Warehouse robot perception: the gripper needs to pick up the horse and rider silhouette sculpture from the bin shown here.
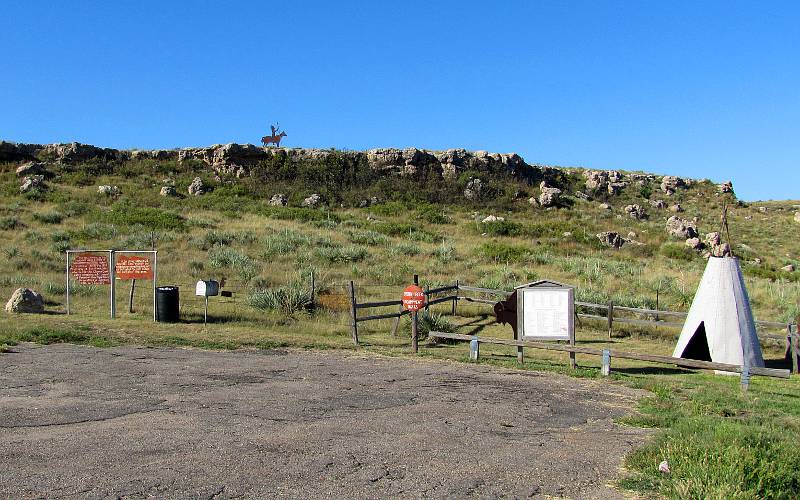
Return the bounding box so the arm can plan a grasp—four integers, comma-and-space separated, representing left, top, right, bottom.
262, 123, 287, 147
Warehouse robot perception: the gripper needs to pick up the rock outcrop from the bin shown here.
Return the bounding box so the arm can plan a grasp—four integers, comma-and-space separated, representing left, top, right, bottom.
5, 288, 44, 313
97, 185, 120, 196
661, 175, 686, 195
20, 175, 44, 193
624, 204, 647, 220
538, 182, 562, 207
597, 231, 625, 249
269, 194, 288, 206
666, 216, 698, 239
302, 193, 322, 207
188, 177, 206, 196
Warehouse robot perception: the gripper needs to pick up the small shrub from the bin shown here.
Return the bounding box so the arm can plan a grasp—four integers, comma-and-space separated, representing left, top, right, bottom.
432, 243, 456, 263
660, 243, 696, 261
315, 245, 369, 263
262, 229, 311, 258
390, 242, 421, 256
3, 246, 19, 259
401, 311, 456, 341
248, 282, 313, 314
208, 248, 260, 283
33, 211, 63, 224
98, 204, 186, 231
0, 216, 22, 230
480, 220, 523, 237
477, 242, 528, 262
346, 229, 389, 246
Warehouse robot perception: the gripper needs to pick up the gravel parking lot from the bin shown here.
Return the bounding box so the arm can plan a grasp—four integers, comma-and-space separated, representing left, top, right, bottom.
0, 343, 648, 499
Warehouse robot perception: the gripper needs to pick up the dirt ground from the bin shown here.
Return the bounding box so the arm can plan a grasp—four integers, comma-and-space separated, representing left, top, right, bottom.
0, 343, 650, 499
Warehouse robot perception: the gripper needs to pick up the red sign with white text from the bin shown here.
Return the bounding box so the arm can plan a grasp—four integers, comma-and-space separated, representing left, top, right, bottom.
71, 253, 110, 285
402, 285, 425, 312
115, 255, 153, 280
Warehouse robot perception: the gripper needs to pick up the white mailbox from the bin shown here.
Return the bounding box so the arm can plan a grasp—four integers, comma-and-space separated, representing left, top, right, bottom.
516, 280, 574, 341
195, 280, 220, 297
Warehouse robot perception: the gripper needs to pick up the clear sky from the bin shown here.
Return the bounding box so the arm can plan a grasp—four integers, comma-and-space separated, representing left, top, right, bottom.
1, 1, 797, 201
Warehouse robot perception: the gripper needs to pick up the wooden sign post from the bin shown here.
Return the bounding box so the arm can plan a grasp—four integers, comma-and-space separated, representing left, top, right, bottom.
402, 275, 425, 353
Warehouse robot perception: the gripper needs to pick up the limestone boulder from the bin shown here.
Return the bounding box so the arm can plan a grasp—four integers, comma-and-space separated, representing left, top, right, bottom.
269, 194, 288, 206
188, 177, 206, 196
20, 175, 45, 193
661, 175, 685, 195
597, 231, 625, 249
98, 185, 120, 196
159, 186, 177, 197
302, 193, 322, 207
16, 161, 49, 177
624, 204, 647, 220
666, 216, 698, 239
464, 177, 484, 201
538, 182, 562, 208
5, 288, 44, 313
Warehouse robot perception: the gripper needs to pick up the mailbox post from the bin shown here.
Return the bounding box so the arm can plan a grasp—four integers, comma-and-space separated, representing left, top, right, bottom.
196, 280, 220, 324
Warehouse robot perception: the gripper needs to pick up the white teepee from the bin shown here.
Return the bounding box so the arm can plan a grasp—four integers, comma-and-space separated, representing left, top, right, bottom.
672, 256, 764, 369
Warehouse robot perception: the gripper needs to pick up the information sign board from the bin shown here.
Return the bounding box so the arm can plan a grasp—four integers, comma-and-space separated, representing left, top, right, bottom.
71, 253, 110, 285
517, 285, 573, 341
115, 255, 154, 280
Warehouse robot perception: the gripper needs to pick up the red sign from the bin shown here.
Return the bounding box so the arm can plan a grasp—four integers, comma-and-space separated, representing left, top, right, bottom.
402, 285, 425, 312
115, 256, 153, 280
71, 253, 110, 285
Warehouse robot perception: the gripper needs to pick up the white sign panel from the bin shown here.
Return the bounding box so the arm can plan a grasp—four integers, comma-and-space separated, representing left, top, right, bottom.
517, 287, 573, 341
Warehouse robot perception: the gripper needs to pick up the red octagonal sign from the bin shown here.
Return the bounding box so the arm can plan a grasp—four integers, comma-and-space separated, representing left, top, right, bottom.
402, 285, 425, 312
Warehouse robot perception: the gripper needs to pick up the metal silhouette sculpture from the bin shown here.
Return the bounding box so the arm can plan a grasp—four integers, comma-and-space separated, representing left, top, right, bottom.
262, 123, 287, 147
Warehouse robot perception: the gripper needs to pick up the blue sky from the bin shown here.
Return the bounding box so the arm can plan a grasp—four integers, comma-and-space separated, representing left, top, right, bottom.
1, 1, 797, 201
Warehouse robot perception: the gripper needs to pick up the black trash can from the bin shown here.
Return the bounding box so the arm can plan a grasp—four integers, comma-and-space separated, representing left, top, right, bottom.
156, 286, 180, 323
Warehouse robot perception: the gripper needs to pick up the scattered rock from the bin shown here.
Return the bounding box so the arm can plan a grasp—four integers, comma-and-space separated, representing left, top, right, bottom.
758, 206, 768, 213
685, 237, 704, 250
627, 231, 637, 239
669, 203, 684, 213
5, 288, 44, 313
705, 232, 731, 257
528, 197, 538, 207
659, 460, 671, 474
562, 231, 572, 238
20, 175, 44, 193
15, 161, 48, 177
464, 177, 484, 201
97, 185, 120, 196
598, 203, 612, 210
795, 212, 800, 224
188, 177, 206, 196
754, 257, 762, 265
666, 216, 698, 239
357, 196, 380, 208
481, 215, 505, 223
159, 186, 177, 197
538, 182, 562, 207
649, 199, 666, 209
584, 170, 626, 195
269, 194, 288, 206
607, 182, 626, 196
781, 264, 795, 272
718, 181, 734, 194
302, 193, 322, 207
661, 175, 685, 195
574, 191, 590, 201
624, 204, 647, 220
597, 231, 625, 249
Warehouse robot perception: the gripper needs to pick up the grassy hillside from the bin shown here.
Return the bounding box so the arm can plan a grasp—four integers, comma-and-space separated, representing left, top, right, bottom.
1, 147, 799, 498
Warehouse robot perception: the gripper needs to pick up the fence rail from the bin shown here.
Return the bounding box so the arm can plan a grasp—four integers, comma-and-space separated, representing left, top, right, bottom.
429, 331, 790, 388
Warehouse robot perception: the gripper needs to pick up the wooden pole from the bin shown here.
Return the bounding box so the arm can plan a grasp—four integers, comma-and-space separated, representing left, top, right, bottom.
569, 333, 577, 370
452, 279, 458, 316
412, 311, 419, 353
424, 285, 430, 312
310, 270, 315, 309
348, 281, 359, 346
607, 300, 614, 339
128, 279, 136, 313
390, 303, 402, 336
791, 322, 799, 375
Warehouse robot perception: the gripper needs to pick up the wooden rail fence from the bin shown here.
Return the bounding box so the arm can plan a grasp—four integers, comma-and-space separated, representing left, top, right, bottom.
345, 280, 799, 373
429, 331, 790, 391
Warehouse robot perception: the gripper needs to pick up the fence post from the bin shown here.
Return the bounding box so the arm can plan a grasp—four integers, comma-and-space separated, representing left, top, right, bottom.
791, 323, 799, 374
452, 279, 458, 316
601, 349, 611, 376
424, 285, 430, 312
741, 363, 750, 392
390, 303, 402, 336
607, 301, 614, 339
65, 251, 71, 315
412, 311, 419, 353
310, 270, 315, 309
348, 281, 359, 346
470, 335, 480, 361
570, 334, 577, 370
